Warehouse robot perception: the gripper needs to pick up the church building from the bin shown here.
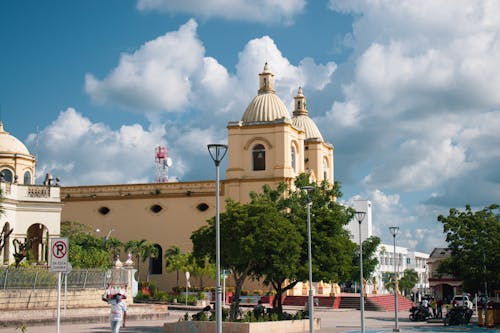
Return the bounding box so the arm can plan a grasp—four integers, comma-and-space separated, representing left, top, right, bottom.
1, 64, 334, 291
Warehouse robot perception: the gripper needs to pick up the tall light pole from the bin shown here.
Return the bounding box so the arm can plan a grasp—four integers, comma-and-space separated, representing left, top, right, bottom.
301, 186, 315, 333
208, 144, 228, 333
355, 211, 366, 333
389, 226, 400, 332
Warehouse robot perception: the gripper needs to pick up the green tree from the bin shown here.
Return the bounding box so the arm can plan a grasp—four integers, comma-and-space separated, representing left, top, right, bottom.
188, 254, 215, 289
124, 239, 159, 281
60, 221, 108, 268
164, 245, 190, 289
437, 204, 500, 293
351, 236, 381, 281
399, 268, 418, 295
261, 176, 357, 312
191, 198, 285, 320
192, 174, 361, 316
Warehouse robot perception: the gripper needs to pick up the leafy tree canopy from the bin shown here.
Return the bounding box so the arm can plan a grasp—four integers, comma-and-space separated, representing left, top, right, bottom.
60, 221, 108, 268
437, 204, 500, 293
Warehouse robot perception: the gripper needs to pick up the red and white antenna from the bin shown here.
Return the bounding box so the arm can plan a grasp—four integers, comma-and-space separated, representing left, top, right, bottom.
155, 145, 172, 183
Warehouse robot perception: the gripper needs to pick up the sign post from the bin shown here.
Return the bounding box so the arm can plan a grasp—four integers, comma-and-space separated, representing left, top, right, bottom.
50, 238, 69, 333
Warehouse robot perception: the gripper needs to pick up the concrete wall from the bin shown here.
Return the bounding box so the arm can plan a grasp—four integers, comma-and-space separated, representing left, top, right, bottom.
0, 288, 105, 310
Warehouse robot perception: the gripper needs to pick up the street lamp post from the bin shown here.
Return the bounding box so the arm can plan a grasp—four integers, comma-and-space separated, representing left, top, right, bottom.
389, 226, 400, 332
355, 211, 366, 333
301, 186, 315, 333
208, 144, 228, 333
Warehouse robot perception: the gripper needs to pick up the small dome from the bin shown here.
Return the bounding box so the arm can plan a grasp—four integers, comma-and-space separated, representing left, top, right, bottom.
291, 87, 323, 141
242, 93, 290, 123
0, 122, 31, 155
292, 115, 324, 141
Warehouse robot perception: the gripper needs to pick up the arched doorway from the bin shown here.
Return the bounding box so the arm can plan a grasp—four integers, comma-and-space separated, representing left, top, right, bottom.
27, 223, 49, 263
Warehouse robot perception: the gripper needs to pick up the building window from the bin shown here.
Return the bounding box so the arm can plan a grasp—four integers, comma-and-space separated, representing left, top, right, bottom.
98, 207, 110, 215
149, 244, 162, 275
323, 158, 328, 181
252, 144, 266, 171
291, 146, 296, 173
1, 169, 13, 183
23, 171, 31, 185
406, 258, 411, 265
150, 204, 163, 213
197, 203, 209, 212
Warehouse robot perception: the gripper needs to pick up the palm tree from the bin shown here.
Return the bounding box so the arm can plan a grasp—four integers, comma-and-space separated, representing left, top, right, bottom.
124, 239, 158, 281
165, 245, 189, 289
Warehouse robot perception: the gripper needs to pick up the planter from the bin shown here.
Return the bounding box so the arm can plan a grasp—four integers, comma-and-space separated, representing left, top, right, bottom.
163, 318, 320, 333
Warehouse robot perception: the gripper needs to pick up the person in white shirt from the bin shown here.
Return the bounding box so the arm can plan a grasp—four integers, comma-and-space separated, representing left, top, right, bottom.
107, 294, 127, 333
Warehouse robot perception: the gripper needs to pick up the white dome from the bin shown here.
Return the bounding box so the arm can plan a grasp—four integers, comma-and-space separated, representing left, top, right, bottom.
0, 122, 31, 155
241, 93, 290, 123
292, 115, 324, 141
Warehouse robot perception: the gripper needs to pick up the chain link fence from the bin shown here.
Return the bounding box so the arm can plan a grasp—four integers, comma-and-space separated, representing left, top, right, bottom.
0, 267, 126, 290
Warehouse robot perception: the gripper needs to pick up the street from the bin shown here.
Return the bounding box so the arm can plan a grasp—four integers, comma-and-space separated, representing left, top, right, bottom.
0, 308, 453, 333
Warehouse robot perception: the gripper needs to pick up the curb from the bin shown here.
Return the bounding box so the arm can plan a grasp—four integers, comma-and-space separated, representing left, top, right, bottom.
0, 311, 170, 328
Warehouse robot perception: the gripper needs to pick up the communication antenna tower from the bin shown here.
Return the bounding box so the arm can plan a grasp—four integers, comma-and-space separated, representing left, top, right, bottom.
155, 145, 172, 183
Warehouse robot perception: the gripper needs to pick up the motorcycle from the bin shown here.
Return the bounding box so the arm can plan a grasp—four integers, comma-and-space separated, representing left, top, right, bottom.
444, 305, 473, 326
409, 305, 431, 321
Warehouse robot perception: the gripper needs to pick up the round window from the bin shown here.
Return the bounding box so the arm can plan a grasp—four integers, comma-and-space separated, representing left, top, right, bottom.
98, 207, 110, 215
197, 203, 209, 212
150, 204, 163, 213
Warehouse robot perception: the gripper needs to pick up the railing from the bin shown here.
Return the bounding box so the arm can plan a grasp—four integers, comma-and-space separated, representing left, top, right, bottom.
0, 267, 126, 290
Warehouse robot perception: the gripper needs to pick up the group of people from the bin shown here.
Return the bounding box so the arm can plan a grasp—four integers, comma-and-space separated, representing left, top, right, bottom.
421, 297, 443, 319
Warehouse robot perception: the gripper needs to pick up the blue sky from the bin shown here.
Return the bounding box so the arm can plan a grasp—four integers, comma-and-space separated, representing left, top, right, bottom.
1, 0, 500, 253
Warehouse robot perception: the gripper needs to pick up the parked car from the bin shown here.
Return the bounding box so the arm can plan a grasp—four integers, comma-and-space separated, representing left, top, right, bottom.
452, 295, 473, 309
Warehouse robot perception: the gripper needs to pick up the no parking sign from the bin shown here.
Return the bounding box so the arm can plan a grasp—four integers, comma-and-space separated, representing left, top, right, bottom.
50, 238, 69, 272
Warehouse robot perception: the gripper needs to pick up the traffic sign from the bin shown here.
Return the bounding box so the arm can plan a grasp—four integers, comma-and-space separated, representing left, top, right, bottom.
50, 238, 69, 272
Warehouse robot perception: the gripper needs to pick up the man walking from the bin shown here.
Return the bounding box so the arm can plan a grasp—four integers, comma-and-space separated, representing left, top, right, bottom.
106, 293, 127, 333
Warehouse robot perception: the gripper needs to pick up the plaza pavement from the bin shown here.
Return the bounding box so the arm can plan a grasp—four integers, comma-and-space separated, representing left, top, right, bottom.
0, 305, 493, 333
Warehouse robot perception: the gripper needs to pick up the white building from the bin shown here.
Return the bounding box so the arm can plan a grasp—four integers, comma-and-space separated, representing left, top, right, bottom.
0, 122, 62, 266
346, 199, 429, 296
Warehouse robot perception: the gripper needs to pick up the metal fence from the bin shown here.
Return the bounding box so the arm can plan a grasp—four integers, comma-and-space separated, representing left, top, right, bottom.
0, 267, 123, 290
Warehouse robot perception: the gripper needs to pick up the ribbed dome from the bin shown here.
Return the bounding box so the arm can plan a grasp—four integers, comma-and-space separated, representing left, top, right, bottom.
241, 63, 290, 123
241, 93, 290, 123
291, 87, 323, 140
0, 122, 31, 155
292, 115, 323, 141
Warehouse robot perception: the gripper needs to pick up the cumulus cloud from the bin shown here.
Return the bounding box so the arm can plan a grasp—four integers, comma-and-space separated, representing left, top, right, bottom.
85, 19, 208, 113
85, 21, 336, 127
325, 1, 500, 203
26, 108, 166, 186
136, 0, 306, 24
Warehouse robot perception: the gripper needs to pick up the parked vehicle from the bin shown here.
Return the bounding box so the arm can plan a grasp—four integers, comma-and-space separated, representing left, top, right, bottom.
409, 305, 431, 321
452, 295, 473, 309
444, 305, 473, 326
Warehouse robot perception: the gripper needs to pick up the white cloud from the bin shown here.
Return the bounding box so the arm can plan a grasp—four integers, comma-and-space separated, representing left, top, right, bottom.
26, 108, 166, 186
325, 1, 500, 201
136, 0, 306, 24
85, 19, 206, 113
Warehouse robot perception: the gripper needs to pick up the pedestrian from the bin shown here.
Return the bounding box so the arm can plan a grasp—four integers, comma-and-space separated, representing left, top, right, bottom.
437, 298, 443, 318
430, 298, 437, 318
253, 300, 265, 319
106, 293, 127, 333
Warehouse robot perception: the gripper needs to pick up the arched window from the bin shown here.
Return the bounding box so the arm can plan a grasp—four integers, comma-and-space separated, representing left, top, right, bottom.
291, 146, 297, 173
1, 169, 13, 183
252, 144, 266, 171
323, 158, 328, 181
23, 171, 31, 185
149, 244, 163, 275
